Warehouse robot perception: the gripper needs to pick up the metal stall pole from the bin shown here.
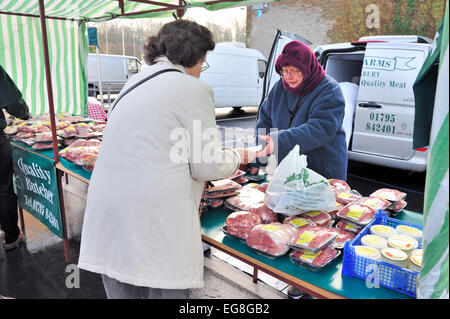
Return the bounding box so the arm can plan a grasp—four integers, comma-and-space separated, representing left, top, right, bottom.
38, 0, 70, 263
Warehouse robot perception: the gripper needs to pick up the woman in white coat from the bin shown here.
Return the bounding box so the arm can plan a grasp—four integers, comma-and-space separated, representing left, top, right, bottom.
78, 20, 254, 299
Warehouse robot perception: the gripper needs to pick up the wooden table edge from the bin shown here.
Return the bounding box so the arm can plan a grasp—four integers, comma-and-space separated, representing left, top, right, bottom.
202, 234, 347, 299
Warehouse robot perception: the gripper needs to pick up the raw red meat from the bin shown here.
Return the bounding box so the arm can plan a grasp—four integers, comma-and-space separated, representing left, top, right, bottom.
328, 179, 351, 192
389, 199, 407, 212
355, 196, 391, 211
60, 146, 100, 161
289, 226, 338, 251
301, 211, 332, 227
327, 202, 345, 220
290, 246, 340, 268
226, 169, 246, 180
337, 203, 376, 225
335, 190, 362, 205
248, 203, 277, 224
31, 142, 54, 150
17, 124, 39, 133
246, 223, 297, 257
207, 179, 241, 194
257, 182, 269, 193
330, 228, 355, 249
335, 219, 363, 234
225, 186, 265, 211
33, 132, 53, 142
225, 211, 262, 240
370, 188, 407, 202
283, 216, 315, 229
73, 153, 98, 166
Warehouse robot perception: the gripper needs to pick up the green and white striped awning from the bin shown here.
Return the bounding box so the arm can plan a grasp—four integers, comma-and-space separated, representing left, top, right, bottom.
0, 0, 275, 115
414, 0, 449, 299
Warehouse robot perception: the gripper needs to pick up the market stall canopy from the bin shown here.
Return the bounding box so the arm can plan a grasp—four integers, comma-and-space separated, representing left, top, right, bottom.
0, 0, 277, 115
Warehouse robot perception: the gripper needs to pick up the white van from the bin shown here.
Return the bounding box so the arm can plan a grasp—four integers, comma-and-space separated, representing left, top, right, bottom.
200, 42, 267, 108
87, 53, 141, 96
312, 36, 433, 172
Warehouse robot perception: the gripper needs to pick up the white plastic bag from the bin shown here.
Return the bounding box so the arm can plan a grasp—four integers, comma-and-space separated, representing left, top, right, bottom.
264, 145, 336, 216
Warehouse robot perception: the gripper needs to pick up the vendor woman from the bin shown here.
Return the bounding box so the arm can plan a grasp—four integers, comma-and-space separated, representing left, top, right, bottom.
252, 40, 348, 181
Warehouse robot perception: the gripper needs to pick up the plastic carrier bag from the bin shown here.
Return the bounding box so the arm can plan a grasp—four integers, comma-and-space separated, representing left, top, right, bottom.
264, 145, 336, 216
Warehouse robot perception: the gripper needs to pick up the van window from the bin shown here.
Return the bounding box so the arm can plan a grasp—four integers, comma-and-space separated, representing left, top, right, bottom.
127, 59, 139, 74
258, 59, 266, 78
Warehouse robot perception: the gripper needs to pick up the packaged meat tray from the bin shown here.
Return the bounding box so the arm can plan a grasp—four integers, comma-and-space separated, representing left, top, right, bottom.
225, 169, 246, 180
257, 182, 269, 193
32, 142, 60, 150
232, 176, 249, 185
328, 179, 351, 192
389, 199, 407, 212
224, 211, 262, 241
246, 203, 276, 224
289, 226, 338, 252
337, 203, 376, 225
335, 219, 364, 234
335, 190, 362, 205
355, 197, 391, 211
207, 190, 239, 199
207, 179, 241, 194
300, 211, 332, 227
330, 229, 355, 249
370, 188, 407, 203
327, 202, 345, 220
225, 186, 265, 211
73, 153, 98, 166
290, 246, 341, 271
283, 216, 316, 229
246, 223, 297, 258
203, 198, 224, 209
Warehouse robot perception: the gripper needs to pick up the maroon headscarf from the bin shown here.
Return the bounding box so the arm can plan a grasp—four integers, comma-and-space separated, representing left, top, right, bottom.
275, 41, 326, 96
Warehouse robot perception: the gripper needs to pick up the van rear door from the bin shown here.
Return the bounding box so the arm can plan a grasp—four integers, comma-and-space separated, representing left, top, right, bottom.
351, 42, 429, 159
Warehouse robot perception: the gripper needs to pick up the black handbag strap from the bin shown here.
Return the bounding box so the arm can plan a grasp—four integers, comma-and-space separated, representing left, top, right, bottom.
108, 68, 182, 114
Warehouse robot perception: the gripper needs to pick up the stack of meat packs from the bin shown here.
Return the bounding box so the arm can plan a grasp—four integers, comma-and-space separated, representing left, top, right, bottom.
209, 174, 409, 272
4, 113, 106, 172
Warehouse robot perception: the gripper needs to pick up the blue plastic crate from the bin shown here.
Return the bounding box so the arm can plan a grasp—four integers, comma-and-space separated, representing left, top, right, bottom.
342, 210, 422, 298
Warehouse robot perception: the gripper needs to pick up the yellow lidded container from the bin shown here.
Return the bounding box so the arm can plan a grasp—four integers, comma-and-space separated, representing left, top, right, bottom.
380, 248, 408, 268
361, 234, 388, 249
354, 245, 380, 260
388, 235, 419, 256
396, 225, 423, 241
409, 249, 423, 272
370, 224, 397, 239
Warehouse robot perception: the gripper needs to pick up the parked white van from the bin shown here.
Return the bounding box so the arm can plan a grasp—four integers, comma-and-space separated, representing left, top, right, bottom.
313, 35, 432, 172
87, 53, 141, 96
199, 42, 267, 108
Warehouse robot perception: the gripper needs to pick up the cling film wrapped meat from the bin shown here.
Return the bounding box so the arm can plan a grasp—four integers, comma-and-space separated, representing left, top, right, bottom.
246, 222, 297, 257
300, 211, 332, 227
224, 211, 262, 240
290, 246, 341, 270
248, 203, 277, 224
289, 226, 338, 251
337, 203, 376, 225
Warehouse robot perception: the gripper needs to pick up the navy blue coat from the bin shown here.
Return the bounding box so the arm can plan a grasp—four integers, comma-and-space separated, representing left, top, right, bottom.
254, 75, 348, 180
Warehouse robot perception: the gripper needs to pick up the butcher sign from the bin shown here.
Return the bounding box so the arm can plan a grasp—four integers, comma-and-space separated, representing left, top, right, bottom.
12, 147, 63, 238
